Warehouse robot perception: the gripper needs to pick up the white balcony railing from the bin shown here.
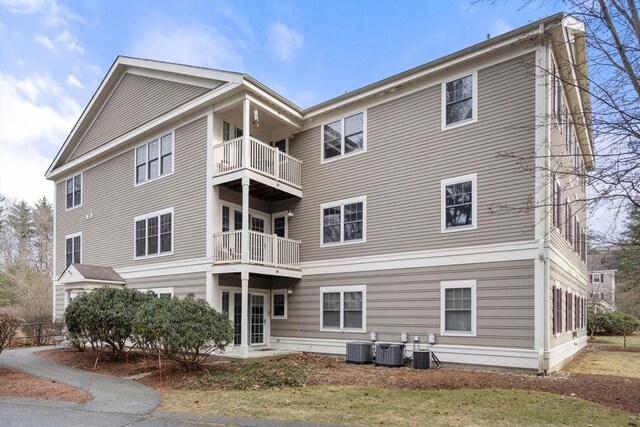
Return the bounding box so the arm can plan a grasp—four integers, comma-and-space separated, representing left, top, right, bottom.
213, 137, 302, 189
212, 230, 301, 270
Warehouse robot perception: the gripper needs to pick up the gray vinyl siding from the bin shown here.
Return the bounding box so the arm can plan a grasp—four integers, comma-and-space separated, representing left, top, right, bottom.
54, 285, 65, 318
549, 260, 587, 348
69, 73, 210, 161
272, 260, 535, 349
125, 272, 206, 299
281, 53, 536, 262
55, 117, 207, 277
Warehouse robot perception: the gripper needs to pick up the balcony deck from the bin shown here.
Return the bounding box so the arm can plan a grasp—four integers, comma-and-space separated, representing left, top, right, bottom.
212, 230, 302, 278
213, 137, 302, 198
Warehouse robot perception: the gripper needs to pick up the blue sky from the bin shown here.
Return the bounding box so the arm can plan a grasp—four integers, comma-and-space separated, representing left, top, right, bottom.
0, 0, 563, 206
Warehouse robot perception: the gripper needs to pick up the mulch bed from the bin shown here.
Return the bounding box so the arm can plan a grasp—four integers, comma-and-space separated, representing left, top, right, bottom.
0, 367, 90, 403
37, 348, 640, 415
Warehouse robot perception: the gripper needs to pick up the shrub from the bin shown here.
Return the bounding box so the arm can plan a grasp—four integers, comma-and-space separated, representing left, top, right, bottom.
0, 310, 23, 355
133, 294, 233, 370
65, 287, 153, 360
588, 311, 640, 346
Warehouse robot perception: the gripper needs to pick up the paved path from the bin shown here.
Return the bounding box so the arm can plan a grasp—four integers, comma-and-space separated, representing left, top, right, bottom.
0, 347, 343, 427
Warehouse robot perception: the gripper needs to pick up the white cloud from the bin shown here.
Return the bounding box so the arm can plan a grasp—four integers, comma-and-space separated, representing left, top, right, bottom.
66, 74, 82, 88
34, 34, 55, 51
0, 0, 47, 14
491, 20, 513, 37
56, 29, 83, 53
0, 72, 80, 203
0, 0, 84, 27
266, 23, 303, 61
129, 22, 244, 71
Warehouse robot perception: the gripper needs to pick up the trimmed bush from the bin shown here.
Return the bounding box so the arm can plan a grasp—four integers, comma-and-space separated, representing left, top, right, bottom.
65, 287, 153, 360
0, 311, 23, 355
133, 294, 233, 370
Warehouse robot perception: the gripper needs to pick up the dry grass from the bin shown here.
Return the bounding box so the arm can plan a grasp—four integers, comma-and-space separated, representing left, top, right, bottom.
569, 349, 640, 378
591, 334, 640, 348
161, 386, 638, 426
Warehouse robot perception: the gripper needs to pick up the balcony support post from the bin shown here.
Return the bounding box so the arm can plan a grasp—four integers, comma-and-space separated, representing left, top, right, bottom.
240, 270, 249, 357
241, 176, 250, 263
242, 97, 250, 170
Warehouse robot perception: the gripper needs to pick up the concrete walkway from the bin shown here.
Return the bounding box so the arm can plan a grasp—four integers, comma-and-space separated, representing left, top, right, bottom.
0, 347, 344, 427
0, 346, 160, 414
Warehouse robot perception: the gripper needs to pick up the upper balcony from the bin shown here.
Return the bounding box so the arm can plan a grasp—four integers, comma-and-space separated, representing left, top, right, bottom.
213, 136, 302, 197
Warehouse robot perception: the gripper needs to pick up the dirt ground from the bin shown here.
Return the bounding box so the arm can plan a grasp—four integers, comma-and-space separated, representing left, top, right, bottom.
0, 367, 90, 403
37, 348, 640, 415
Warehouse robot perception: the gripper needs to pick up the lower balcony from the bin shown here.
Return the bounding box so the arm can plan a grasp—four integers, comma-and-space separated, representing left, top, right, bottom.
212, 230, 301, 276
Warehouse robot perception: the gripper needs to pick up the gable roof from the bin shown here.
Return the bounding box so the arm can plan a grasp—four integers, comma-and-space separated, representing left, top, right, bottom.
58, 263, 125, 284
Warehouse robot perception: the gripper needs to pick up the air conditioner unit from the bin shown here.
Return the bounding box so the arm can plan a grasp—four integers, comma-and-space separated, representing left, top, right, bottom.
413, 350, 431, 369
346, 342, 373, 364
375, 343, 405, 367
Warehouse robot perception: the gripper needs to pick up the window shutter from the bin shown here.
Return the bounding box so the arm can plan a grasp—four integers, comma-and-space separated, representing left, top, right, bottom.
600, 273, 604, 282
565, 290, 568, 332
552, 286, 557, 335
589, 274, 592, 283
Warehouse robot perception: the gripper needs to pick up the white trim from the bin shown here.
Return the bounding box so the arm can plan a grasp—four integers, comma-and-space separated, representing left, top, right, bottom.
441, 71, 478, 130
133, 130, 175, 187
546, 334, 587, 372
320, 109, 367, 164
320, 195, 367, 247
440, 173, 478, 233
138, 287, 175, 298
319, 285, 367, 333
133, 207, 175, 260
303, 240, 538, 275
64, 232, 82, 267
269, 336, 541, 370
440, 280, 477, 337
126, 68, 223, 90
220, 200, 271, 234
116, 257, 211, 279
271, 289, 288, 320
64, 172, 83, 211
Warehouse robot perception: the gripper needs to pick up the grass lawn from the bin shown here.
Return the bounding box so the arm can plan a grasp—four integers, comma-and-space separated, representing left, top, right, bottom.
161, 386, 638, 426
591, 334, 640, 347
569, 349, 640, 378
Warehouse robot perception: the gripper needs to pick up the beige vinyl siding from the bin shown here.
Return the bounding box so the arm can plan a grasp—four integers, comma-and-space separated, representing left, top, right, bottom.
69, 73, 210, 161
272, 260, 535, 349
549, 260, 587, 348
55, 117, 207, 277
281, 53, 536, 262
54, 286, 65, 318
125, 272, 206, 299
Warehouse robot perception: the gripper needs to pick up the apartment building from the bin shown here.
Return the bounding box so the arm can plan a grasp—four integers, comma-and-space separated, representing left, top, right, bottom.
587, 252, 617, 311
47, 13, 592, 373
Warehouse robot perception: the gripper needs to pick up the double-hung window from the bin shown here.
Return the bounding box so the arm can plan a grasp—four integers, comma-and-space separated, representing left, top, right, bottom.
135, 208, 173, 258
136, 133, 173, 184
441, 280, 476, 336
320, 285, 366, 332
443, 73, 476, 128
271, 290, 288, 319
322, 111, 366, 161
65, 233, 81, 268
66, 174, 82, 209
441, 174, 477, 232
320, 196, 366, 246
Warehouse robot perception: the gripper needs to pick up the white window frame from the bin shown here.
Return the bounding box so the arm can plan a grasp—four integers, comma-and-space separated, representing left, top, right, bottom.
133, 207, 174, 260
441, 71, 478, 130
440, 280, 476, 337
134, 130, 175, 187
272, 211, 289, 238
320, 110, 367, 163
592, 273, 601, 283
319, 285, 366, 333
64, 232, 82, 267
139, 287, 175, 298
319, 196, 367, 247
271, 289, 288, 319
441, 173, 478, 233
65, 173, 83, 211
220, 201, 271, 234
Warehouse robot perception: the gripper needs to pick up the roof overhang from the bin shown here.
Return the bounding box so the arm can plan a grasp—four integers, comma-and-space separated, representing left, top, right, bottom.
58, 263, 126, 285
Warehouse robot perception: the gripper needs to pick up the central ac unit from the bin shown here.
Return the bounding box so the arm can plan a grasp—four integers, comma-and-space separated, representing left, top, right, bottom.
346, 342, 373, 364
375, 343, 405, 367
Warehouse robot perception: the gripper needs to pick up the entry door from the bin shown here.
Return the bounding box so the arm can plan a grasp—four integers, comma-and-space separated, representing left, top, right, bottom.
230, 292, 267, 346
